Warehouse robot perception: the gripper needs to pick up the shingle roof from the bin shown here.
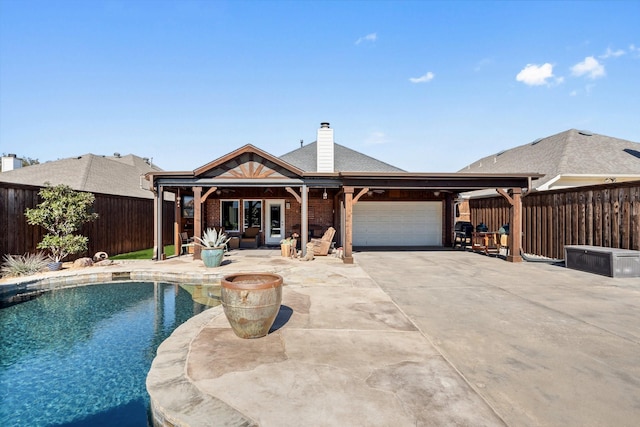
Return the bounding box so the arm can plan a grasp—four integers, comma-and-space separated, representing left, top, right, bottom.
280, 141, 405, 172
0, 154, 162, 199
458, 129, 640, 188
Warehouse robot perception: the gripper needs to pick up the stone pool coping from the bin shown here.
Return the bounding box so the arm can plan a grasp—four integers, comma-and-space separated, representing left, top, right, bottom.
0, 259, 229, 305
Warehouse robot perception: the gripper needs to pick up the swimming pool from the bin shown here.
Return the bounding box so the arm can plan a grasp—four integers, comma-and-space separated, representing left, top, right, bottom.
0, 281, 220, 427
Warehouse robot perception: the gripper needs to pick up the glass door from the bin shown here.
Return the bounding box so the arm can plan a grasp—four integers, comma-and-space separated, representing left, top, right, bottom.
266, 200, 285, 245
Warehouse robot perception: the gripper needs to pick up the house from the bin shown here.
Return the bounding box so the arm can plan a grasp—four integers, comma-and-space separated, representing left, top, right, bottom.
0, 153, 161, 199
459, 129, 640, 191
147, 123, 539, 263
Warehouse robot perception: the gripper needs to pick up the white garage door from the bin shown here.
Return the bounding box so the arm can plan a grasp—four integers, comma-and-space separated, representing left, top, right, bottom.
353, 201, 442, 246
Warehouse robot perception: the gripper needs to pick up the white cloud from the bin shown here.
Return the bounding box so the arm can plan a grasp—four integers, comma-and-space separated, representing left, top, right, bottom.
409, 71, 435, 83
355, 33, 377, 45
365, 131, 388, 145
515, 63, 555, 86
571, 56, 605, 79
600, 47, 625, 58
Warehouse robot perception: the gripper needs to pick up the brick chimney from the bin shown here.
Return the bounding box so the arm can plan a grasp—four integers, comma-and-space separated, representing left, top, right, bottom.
316, 122, 334, 173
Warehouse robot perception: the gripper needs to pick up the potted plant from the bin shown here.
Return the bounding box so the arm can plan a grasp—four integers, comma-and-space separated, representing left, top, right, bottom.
280, 238, 292, 257
280, 233, 299, 257
195, 228, 231, 268
24, 184, 99, 271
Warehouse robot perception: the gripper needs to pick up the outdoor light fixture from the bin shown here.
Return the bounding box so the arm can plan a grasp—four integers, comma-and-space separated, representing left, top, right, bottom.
285, 201, 291, 209
322, 189, 327, 199
433, 191, 441, 197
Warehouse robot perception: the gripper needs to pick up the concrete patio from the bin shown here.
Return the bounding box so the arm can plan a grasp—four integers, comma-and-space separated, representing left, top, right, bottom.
143, 249, 640, 427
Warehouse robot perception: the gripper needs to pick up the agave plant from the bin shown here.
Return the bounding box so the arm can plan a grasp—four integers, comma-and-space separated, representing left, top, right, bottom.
1, 252, 49, 277
195, 228, 231, 249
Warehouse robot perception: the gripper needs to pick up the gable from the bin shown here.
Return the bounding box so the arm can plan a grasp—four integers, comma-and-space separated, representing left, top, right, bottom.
194, 145, 304, 179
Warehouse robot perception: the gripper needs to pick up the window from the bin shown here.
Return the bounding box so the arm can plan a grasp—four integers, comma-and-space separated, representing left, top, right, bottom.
243, 200, 262, 230
182, 195, 194, 218
221, 200, 239, 231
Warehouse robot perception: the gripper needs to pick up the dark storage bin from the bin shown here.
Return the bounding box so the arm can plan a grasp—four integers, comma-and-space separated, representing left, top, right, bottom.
564, 245, 640, 278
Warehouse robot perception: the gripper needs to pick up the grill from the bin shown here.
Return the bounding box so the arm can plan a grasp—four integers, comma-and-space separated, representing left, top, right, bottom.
452, 221, 473, 249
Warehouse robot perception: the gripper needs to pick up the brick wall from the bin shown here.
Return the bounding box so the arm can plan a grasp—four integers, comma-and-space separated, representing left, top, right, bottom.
199, 195, 337, 242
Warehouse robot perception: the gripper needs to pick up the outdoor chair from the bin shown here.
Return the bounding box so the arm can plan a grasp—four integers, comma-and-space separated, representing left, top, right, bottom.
499, 233, 509, 256
309, 227, 336, 256
180, 232, 194, 255
240, 227, 262, 248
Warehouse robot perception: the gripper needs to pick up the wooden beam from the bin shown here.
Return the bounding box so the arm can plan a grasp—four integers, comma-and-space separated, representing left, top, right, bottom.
285, 187, 302, 204
353, 188, 369, 205
201, 187, 218, 203
496, 188, 514, 205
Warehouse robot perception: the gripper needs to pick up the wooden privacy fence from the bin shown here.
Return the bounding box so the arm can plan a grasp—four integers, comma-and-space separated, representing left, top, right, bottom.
470, 181, 640, 259
0, 182, 175, 259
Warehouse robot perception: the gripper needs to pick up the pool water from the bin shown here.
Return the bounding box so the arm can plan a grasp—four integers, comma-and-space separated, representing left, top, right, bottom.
0, 282, 220, 427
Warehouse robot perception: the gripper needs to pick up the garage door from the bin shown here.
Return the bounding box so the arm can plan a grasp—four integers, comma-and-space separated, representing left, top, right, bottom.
353, 201, 442, 246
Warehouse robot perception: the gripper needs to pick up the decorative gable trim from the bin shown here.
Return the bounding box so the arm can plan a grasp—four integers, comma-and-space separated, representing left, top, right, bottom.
221, 160, 278, 179
194, 144, 304, 179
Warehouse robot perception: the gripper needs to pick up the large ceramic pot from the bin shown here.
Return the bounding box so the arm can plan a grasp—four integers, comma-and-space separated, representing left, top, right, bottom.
201, 247, 224, 268
221, 273, 283, 339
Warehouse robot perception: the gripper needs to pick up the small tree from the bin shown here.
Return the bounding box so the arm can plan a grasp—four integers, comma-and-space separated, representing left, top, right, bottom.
25, 184, 99, 263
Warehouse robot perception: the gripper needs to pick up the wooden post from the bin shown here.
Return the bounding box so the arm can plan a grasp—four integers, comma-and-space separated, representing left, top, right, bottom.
444, 193, 454, 247
174, 189, 181, 256
193, 186, 202, 260
301, 184, 308, 255
497, 188, 523, 262
343, 186, 354, 264
156, 185, 165, 260
508, 188, 523, 262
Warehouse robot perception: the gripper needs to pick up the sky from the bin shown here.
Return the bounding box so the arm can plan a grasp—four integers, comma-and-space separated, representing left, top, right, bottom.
1, 0, 639, 173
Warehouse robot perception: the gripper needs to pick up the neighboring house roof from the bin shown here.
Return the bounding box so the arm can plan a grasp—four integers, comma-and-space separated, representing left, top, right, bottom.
280, 141, 405, 173
0, 153, 161, 199
458, 129, 640, 190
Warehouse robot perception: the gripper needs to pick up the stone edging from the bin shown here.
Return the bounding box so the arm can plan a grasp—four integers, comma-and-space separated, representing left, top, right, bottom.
0, 267, 226, 306
146, 307, 257, 427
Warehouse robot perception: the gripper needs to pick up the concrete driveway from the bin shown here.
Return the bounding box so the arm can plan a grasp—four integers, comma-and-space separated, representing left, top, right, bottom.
355, 250, 640, 427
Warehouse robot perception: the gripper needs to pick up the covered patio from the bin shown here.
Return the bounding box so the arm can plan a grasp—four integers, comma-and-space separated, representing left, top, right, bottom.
146, 146, 539, 263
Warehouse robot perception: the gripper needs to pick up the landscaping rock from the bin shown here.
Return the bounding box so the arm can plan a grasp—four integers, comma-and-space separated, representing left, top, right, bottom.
73, 257, 93, 268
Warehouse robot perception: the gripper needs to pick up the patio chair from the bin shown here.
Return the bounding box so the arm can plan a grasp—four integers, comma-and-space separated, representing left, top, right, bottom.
309, 227, 336, 256
180, 232, 194, 255
240, 226, 262, 248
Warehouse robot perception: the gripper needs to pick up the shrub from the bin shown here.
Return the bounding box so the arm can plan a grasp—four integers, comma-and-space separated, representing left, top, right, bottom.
24, 184, 99, 262
1, 253, 49, 277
